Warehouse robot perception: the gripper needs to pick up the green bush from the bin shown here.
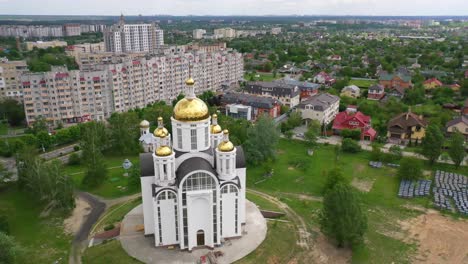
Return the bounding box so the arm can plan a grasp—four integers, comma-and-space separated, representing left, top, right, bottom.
341, 138, 361, 153
104, 224, 115, 231
341, 129, 361, 140
68, 153, 81, 166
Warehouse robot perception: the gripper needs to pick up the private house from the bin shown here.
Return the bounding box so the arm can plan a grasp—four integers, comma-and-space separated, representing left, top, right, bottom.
446, 116, 468, 141
245, 81, 300, 108
340, 85, 361, 98
276, 78, 320, 99
313, 71, 336, 86
423, 78, 443, 90
296, 93, 340, 126
386, 86, 405, 99
367, 84, 385, 100
327, 55, 342, 61
379, 72, 412, 89
387, 111, 428, 144
221, 92, 281, 120
332, 106, 377, 141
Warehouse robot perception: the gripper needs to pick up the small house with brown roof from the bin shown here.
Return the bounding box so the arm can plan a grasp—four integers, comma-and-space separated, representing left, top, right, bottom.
387, 111, 428, 144
446, 116, 468, 141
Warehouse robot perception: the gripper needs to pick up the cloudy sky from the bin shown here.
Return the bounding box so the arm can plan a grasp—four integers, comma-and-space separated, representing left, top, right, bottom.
0, 0, 467, 16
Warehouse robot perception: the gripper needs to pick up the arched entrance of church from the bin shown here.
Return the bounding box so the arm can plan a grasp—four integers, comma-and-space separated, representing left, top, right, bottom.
196, 230, 205, 246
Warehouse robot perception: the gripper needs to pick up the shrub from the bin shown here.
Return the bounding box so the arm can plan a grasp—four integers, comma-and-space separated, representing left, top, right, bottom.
397, 158, 423, 181
0, 213, 9, 235
341, 129, 361, 140
73, 145, 80, 151
68, 153, 81, 166
104, 224, 115, 231
341, 138, 361, 153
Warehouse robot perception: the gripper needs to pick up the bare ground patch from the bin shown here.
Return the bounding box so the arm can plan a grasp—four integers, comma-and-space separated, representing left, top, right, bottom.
63, 197, 91, 235
305, 234, 352, 264
399, 210, 468, 264
351, 178, 375, 193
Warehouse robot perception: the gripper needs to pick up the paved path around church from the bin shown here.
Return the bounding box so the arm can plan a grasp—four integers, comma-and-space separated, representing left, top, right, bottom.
120, 200, 267, 264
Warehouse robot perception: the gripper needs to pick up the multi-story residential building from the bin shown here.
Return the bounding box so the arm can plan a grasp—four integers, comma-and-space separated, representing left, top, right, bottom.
276, 78, 319, 99
379, 72, 412, 89
214, 28, 236, 39
387, 111, 428, 144
297, 93, 340, 126
68, 42, 106, 53
193, 29, 207, 39
245, 81, 300, 108
21, 48, 243, 125
367, 84, 385, 100
22, 66, 114, 125
63, 24, 81, 36
221, 92, 281, 120
333, 105, 377, 141
0, 59, 29, 100
104, 16, 164, 53
25, 40, 68, 51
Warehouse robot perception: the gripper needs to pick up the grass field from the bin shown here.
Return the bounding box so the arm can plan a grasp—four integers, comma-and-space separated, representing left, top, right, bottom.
244, 72, 282, 82
0, 123, 7, 135
82, 240, 142, 264
0, 185, 72, 264
349, 79, 378, 88
64, 154, 140, 198
92, 198, 141, 233
247, 139, 467, 263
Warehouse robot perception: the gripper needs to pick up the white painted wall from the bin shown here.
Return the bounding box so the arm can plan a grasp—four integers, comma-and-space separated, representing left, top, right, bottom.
237, 168, 247, 224
159, 199, 178, 245
171, 118, 211, 153
187, 191, 213, 250
221, 192, 238, 237
141, 176, 155, 235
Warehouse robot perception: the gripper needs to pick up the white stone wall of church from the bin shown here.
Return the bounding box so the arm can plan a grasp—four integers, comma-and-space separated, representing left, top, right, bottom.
187, 191, 213, 250
171, 118, 210, 153
159, 199, 178, 245
237, 168, 247, 223
141, 176, 155, 235
221, 192, 238, 238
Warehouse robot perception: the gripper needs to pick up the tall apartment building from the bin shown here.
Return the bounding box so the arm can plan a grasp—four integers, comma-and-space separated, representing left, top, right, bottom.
0, 59, 29, 100
214, 28, 236, 39
63, 24, 81, 36
22, 66, 114, 125
104, 16, 164, 53
21, 48, 243, 125
193, 29, 206, 39
25, 40, 68, 51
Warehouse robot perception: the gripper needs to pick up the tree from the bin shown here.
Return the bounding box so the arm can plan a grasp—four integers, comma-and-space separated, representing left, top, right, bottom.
108, 112, 140, 155
0, 232, 23, 264
370, 143, 382, 161
244, 115, 280, 165
304, 120, 321, 146
81, 122, 108, 188
341, 138, 361, 153
397, 158, 423, 181
421, 124, 444, 164
322, 168, 348, 194
127, 164, 141, 190
0, 99, 25, 126
320, 183, 367, 248
341, 129, 361, 140
448, 132, 466, 168
388, 145, 403, 161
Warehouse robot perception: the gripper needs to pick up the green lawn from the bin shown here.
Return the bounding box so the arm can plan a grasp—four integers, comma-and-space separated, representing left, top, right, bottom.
0, 185, 72, 264
348, 79, 378, 88
244, 72, 281, 82
82, 240, 142, 264
93, 198, 142, 233
247, 139, 467, 263
65, 154, 140, 198
0, 123, 7, 135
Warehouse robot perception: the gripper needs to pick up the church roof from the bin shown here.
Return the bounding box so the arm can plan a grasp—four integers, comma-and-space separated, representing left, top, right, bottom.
140, 153, 155, 177
176, 157, 217, 186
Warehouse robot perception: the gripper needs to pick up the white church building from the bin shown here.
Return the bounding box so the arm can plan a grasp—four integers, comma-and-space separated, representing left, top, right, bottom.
138, 77, 247, 251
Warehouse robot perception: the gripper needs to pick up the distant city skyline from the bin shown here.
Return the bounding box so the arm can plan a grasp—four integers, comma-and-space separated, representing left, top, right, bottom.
0, 0, 467, 17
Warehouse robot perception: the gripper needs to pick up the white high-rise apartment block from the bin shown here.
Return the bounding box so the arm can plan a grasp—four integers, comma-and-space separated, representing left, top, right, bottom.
21, 46, 243, 126
214, 28, 236, 39
193, 29, 206, 39
0, 59, 29, 100
104, 15, 164, 53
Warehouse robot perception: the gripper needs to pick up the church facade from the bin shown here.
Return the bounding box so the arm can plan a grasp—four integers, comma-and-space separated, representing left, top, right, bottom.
138, 77, 246, 251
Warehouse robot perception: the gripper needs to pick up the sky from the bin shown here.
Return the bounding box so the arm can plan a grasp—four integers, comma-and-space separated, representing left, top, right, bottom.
0, 0, 467, 16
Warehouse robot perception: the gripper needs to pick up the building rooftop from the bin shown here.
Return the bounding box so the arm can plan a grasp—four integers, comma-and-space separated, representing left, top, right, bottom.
221, 92, 280, 109
298, 93, 339, 112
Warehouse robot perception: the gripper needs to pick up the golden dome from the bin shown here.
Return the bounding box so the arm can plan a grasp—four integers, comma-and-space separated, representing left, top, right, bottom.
218, 130, 234, 152
210, 114, 222, 134
155, 146, 172, 157
140, 120, 150, 128
154, 127, 168, 138
173, 98, 209, 121
185, 77, 195, 86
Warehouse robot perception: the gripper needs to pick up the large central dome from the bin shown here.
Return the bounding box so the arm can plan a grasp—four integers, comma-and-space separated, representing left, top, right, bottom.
173, 97, 209, 121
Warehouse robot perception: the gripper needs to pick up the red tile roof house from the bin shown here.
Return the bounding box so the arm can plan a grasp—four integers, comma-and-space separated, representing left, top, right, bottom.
423, 77, 443, 90
367, 84, 386, 100
332, 106, 377, 141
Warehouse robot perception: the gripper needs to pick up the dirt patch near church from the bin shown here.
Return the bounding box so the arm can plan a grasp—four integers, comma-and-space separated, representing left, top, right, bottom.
399, 210, 468, 264
64, 197, 92, 235
306, 234, 351, 264
351, 178, 375, 192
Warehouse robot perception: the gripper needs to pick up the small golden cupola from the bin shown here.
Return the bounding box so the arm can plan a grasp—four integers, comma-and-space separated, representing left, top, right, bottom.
155, 133, 172, 157
154, 117, 169, 138
210, 114, 222, 134
173, 77, 209, 122
140, 120, 150, 129
218, 129, 234, 152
